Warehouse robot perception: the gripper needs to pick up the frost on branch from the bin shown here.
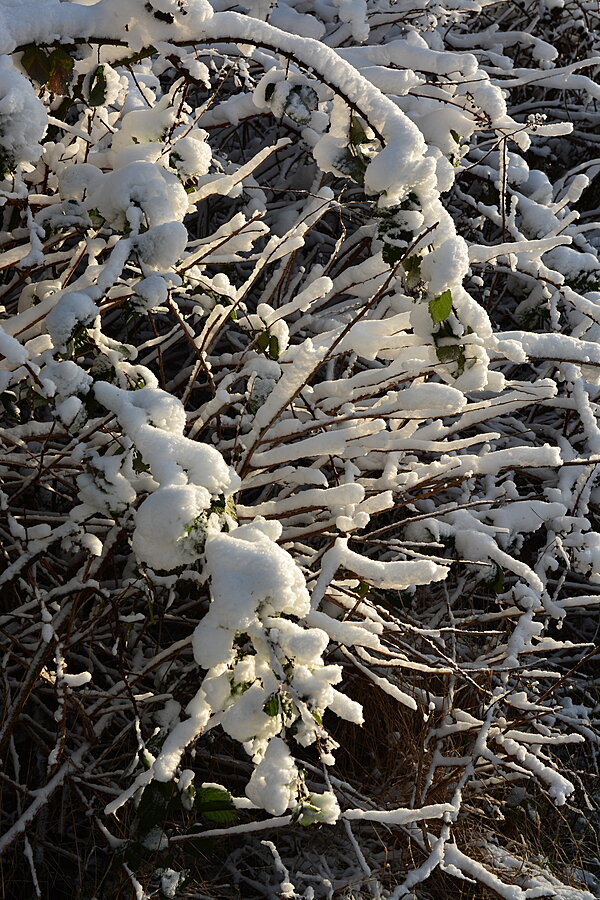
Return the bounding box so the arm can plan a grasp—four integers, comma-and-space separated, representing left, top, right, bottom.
1, 0, 600, 897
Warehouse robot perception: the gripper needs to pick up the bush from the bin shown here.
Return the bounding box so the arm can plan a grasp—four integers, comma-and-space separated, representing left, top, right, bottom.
1, 0, 599, 897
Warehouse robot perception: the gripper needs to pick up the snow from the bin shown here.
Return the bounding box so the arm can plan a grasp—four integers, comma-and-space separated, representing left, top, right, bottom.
441, 844, 527, 900
151, 688, 211, 782
170, 131, 212, 178
90, 382, 238, 567
320, 538, 449, 591
327, 689, 364, 724
305, 610, 382, 650
93, 383, 237, 493
299, 791, 340, 825
0, 61, 46, 174
157, 869, 181, 899
220, 683, 283, 744
0, 325, 28, 366
87, 162, 189, 231
344, 803, 454, 824
42, 360, 92, 398
57, 395, 83, 426
194, 525, 310, 667
62, 671, 92, 688
45, 292, 98, 351
290, 664, 342, 718
134, 221, 188, 269
112, 95, 176, 155
132, 484, 211, 570
203, 13, 435, 205
59, 163, 103, 201
421, 237, 470, 296
76, 453, 137, 518
237, 483, 365, 520
0, 0, 214, 56
245, 737, 297, 816
333, 0, 369, 42
269, 5, 325, 39
494, 734, 575, 805
134, 275, 169, 310
266, 618, 329, 665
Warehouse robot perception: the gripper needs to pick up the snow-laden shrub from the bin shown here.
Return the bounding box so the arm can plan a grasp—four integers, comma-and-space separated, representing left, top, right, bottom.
1, 0, 599, 896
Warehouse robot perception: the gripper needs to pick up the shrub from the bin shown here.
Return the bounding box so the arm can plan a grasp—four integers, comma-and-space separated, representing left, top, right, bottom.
1, 0, 599, 897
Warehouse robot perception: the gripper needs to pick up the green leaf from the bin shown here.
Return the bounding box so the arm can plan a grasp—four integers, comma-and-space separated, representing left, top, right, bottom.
212, 291, 233, 306
268, 335, 280, 360
256, 331, 270, 352
136, 781, 176, 837
382, 243, 405, 266
47, 48, 74, 95
295, 798, 322, 826
349, 117, 369, 146
210, 494, 227, 515
263, 694, 279, 717
0, 149, 17, 181
132, 450, 150, 474
429, 290, 453, 326
402, 255, 421, 278
335, 148, 367, 186
1, 391, 21, 423
401, 254, 423, 291
88, 65, 107, 106
491, 564, 505, 594
283, 84, 319, 125
21, 46, 51, 85
196, 785, 238, 823
436, 343, 466, 377
436, 344, 461, 364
